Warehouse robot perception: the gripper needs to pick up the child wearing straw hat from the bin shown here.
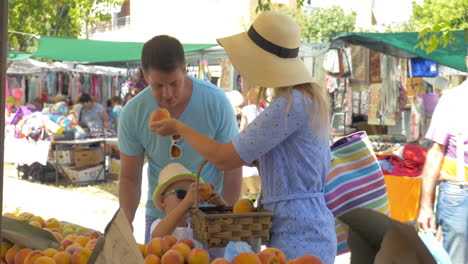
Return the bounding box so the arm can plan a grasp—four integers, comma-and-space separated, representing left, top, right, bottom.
150, 11, 336, 263
150, 163, 227, 247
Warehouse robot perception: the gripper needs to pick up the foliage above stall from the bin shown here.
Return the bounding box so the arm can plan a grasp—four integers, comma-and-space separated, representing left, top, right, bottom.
8, 0, 123, 52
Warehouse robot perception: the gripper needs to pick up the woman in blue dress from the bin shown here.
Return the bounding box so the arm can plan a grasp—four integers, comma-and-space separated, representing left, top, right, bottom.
150, 11, 336, 263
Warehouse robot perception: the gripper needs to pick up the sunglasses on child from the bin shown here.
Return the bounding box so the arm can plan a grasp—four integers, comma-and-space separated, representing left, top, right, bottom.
170, 134, 182, 160
163, 188, 187, 200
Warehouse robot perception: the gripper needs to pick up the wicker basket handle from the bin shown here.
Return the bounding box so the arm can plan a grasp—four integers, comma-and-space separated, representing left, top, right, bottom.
194, 160, 209, 210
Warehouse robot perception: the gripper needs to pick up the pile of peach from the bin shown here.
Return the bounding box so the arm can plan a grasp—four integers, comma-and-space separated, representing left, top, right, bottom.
2, 211, 100, 264
140, 236, 322, 264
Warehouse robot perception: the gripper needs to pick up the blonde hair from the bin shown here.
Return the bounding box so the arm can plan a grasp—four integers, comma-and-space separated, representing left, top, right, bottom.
257, 82, 331, 136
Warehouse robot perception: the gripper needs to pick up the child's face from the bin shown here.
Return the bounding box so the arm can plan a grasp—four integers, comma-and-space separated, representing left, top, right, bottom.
159, 180, 193, 213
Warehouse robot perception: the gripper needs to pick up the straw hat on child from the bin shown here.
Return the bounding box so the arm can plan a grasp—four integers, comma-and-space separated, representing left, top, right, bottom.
217, 11, 312, 88
152, 163, 203, 211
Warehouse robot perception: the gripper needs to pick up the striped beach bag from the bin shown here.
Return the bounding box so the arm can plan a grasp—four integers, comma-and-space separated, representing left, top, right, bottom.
325, 131, 390, 255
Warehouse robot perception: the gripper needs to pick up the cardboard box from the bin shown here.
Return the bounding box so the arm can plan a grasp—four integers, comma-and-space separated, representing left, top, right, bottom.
62, 165, 105, 184
54, 150, 74, 165
74, 148, 104, 168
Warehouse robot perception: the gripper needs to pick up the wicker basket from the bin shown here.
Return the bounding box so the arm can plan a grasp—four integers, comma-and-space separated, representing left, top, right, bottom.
190, 160, 273, 248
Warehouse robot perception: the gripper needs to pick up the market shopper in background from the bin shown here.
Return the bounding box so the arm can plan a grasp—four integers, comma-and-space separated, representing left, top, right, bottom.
78, 93, 109, 137
151, 12, 336, 262
111, 96, 123, 130
118, 35, 241, 243
418, 54, 468, 264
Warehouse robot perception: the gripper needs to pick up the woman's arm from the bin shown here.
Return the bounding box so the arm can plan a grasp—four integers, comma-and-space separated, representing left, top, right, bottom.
151, 120, 247, 171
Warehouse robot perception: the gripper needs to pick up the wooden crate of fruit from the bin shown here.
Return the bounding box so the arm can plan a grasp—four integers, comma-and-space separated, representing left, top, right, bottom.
190, 161, 273, 248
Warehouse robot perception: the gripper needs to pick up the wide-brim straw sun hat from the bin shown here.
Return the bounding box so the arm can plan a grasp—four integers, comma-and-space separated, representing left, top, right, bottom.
152, 163, 203, 211
217, 11, 313, 88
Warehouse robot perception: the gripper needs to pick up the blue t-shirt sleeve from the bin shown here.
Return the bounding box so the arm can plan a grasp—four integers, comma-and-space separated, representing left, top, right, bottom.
214, 91, 238, 144
232, 93, 310, 164
118, 105, 144, 156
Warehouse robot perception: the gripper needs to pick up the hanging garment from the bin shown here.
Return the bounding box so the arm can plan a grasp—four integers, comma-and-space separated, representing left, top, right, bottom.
369, 50, 382, 84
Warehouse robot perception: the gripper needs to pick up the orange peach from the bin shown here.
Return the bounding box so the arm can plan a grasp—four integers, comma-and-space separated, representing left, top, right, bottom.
144, 254, 161, 264
138, 244, 148, 258
262, 249, 286, 264
198, 184, 214, 201
286, 259, 296, 264
233, 199, 256, 214
52, 251, 71, 264
5, 244, 23, 264
73, 236, 90, 247
14, 248, 33, 264
294, 254, 322, 264
211, 258, 231, 264
175, 239, 195, 250
24, 250, 45, 264
232, 252, 261, 264
163, 235, 178, 248
150, 108, 171, 123
33, 256, 56, 264
42, 248, 59, 258
187, 248, 210, 264
84, 239, 97, 250
146, 237, 170, 257
1, 242, 11, 260
257, 251, 279, 264
45, 218, 61, 229
83, 231, 100, 240
65, 243, 82, 254
70, 247, 91, 264
161, 249, 184, 264
29, 216, 45, 227
170, 243, 191, 263
63, 235, 78, 242
60, 239, 74, 249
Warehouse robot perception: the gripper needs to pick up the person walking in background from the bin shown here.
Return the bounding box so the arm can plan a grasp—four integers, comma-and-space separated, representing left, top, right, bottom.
106, 99, 115, 130
151, 12, 336, 262
418, 53, 468, 264
111, 96, 123, 130
118, 35, 241, 244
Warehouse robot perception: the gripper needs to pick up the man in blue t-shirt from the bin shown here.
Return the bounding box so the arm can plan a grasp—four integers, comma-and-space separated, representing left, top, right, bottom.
118, 35, 241, 243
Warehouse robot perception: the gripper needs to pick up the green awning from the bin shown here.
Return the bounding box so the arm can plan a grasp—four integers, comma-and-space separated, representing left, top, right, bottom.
7, 50, 33, 61
32, 36, 217, 63
332, 31, 467, 72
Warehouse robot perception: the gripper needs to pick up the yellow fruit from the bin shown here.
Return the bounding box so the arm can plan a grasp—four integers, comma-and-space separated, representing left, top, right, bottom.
233, 199, 256, 214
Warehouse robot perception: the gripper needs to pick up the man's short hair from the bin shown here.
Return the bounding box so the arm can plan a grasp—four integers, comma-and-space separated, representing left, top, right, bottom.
78, 93, 92, 103
141, 35, 185, 72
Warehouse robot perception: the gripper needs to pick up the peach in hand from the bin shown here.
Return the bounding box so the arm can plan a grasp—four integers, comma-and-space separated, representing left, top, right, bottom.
198, 184, 214, 201
151, 108, 171, 123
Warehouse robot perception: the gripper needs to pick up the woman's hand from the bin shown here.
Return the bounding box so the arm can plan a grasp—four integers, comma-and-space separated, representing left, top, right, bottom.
149, 118, 182, 136
206, 184, 228, 207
